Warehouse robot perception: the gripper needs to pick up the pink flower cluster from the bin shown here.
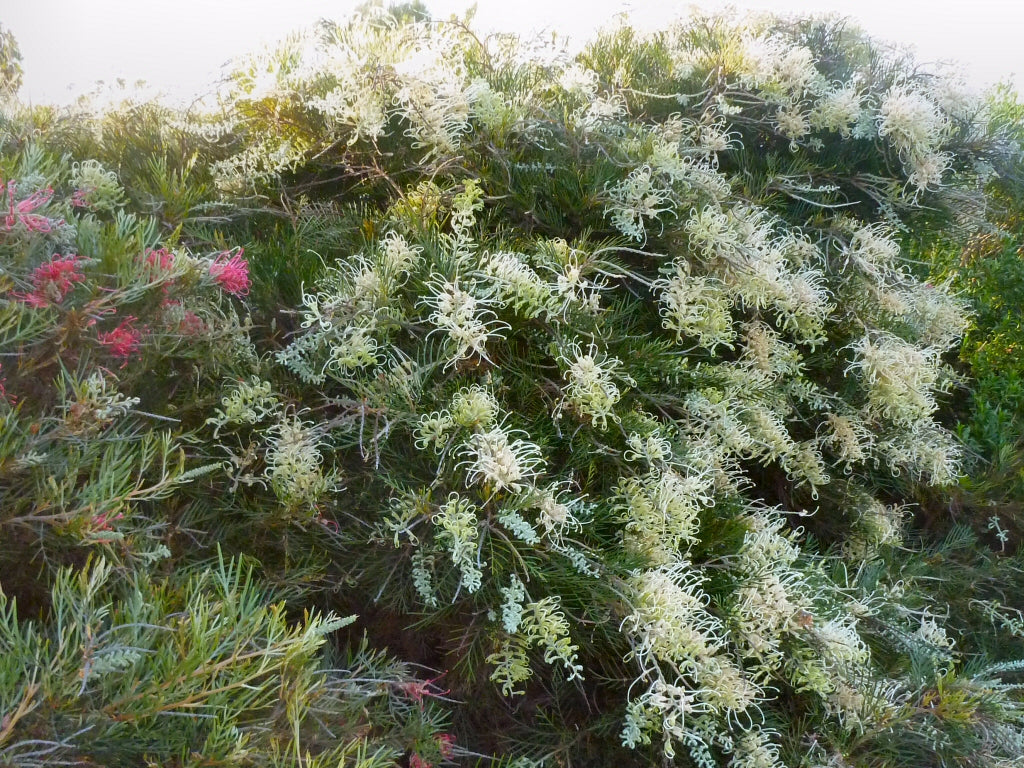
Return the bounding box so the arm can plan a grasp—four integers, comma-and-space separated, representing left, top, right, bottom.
16, 255, 86, 308
3, 180, 56, 233
209, 248, 251, 296
98, 317, 144, 365
144, 247, 176, 273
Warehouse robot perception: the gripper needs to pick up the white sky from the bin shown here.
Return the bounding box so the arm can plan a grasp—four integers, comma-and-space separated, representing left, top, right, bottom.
5, 0, 1023, 103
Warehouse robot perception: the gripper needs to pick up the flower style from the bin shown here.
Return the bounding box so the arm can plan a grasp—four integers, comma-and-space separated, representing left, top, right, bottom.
209, 248, 251, 296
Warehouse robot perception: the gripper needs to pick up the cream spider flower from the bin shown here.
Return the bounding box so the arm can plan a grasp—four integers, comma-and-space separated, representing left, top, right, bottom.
450, 385, 500, 429
457, 424, 544, 494
265, 416, 334, 511
809, 85, 864, 137
606, 165, 675, 241
655, 263, 735, 352
432, 492, 484, 593
422, 276, 509, 368
558, 342, 634, 430
878, 87, 948, 161
624, 563, 725, 672
483, 251, 557, 319
731, 728, 785, 768
847, 333, 945, 425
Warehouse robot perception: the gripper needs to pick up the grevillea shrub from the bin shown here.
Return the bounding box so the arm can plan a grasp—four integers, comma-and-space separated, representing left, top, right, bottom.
3, 7, 1024, 767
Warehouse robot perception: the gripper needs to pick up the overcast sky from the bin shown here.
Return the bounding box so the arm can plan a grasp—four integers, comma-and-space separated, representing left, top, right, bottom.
6, 0, 1023, 103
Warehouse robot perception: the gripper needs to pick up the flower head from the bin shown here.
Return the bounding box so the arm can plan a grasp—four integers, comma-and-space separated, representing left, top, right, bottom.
16, 255, 85, 307
209, 248, 251, 296
98, 317, 144, 365
4, 180, 56, 233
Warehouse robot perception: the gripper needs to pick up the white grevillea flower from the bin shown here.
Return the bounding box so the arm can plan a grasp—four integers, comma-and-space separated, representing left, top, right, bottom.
432, 492, 484, 593
821, 412, 873, 467
327, 326, 380, 372
624, 563, 725, 672
730, 728, 785, 768
557, 63, 599, 99
458, 425, 544, 493
624, 431, 674, 466
733, 570, 802, 658
846, 223, 902, 283
809, 85, 864, 137
466, 77, 512, 130
606, 165, 675, 241
811, 615, 871, 667
618, 468, 710, 563
621, 679, 710, 759
740, 36, 824, 100
847, 333, 945, 425
685, 204, 741, 259
914, 611, 956, 656
422, 276, 508, 368
450, 385, 500, 428
879, 421, 962, 486
906, 149, 953, 194
415, 410, 455, 453
265, 416, 332, 510
775, 105, 810, 145
740, 322, 802, 380
878, 87, 948, 160
209, 376, 278, 435
656, 263, 736, 352
559, 343, 633, 430
483, 251, 557, 318
378, 230, 422, 277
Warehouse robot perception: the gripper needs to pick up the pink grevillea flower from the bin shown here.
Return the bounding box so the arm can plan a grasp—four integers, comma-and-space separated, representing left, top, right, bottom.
144, 247, 176, 272
98, 317, 144, 365
16, 255, 86, 308
409, 755, 432, 768
396, 672, 449, 708
208, 248, 251, 296
71, 189, 89, 208
4, 180, 56, 233
436, 733, 455, 760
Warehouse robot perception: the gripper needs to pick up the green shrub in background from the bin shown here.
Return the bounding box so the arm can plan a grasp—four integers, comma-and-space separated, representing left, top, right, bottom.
4, 6, 1024, 767
922, 84, 1024, 541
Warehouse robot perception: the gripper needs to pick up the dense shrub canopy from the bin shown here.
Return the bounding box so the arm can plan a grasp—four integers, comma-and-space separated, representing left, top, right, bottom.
2, 7, 1024, 768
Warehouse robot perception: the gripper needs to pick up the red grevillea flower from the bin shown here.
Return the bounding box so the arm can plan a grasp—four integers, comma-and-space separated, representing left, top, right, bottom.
16, 255, 86, 307
208, 248, 251, 296
4, 180, 56, 233
98, 317, 144, 365
144, 247, 176, 272
436, 733, 455, 760
396, 672, 449, 708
